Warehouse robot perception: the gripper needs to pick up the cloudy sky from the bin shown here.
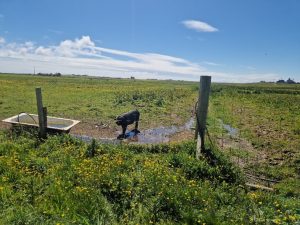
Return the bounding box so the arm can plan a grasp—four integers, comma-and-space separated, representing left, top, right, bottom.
0, 0, 299, 82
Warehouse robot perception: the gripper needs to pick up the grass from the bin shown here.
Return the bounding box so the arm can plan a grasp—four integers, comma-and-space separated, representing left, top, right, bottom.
0, 131, 299, 224
0, 74, 300, 224
208, 83, 300, 195
0, 74, 197, 128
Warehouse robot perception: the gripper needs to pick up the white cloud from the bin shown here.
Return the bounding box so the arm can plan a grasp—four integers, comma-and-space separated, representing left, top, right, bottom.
0, 35, 280, 83
202, 61, 221, 66
35, 46, 53, 56
57, 35, 96, 57
182, 20, 218, 32
59, 36, 94, 50
0, 36, 5, 44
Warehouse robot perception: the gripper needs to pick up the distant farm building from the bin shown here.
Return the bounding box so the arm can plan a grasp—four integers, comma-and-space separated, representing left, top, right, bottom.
276, 78, 296, 84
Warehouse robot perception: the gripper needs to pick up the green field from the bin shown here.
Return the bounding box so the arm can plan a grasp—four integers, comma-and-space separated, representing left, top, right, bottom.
0, 74, 299, 224
208, 83, 300, 182
0, 74, 197, 128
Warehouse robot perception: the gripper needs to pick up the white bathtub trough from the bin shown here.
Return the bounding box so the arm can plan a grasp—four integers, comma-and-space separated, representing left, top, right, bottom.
2, 113, 80, 133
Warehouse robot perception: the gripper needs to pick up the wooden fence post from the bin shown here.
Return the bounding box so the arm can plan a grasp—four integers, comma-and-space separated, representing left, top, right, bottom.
35, 88, 47, 138
43, 106, 47, 131
195, 76, 211, 159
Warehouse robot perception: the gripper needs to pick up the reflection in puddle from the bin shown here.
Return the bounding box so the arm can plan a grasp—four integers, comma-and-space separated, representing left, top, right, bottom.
124, 117, 195, 144
223, 124, 238, 136
73, 118, 195, 145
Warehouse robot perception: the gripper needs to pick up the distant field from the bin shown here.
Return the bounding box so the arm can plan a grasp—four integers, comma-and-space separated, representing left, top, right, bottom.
0, 74, 197, 138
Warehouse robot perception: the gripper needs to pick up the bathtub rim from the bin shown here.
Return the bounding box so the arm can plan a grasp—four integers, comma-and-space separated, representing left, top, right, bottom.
2, 113, 80, 131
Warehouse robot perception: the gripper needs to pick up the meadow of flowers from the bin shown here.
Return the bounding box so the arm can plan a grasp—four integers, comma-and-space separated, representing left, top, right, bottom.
0, 131, 299, 224
0, 74, 299, 224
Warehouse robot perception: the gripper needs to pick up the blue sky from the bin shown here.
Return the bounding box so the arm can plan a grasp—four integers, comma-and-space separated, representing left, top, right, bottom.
0, 0, 299, 82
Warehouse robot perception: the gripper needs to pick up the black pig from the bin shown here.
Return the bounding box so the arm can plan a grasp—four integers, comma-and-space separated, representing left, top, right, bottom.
115, 109, 140, 139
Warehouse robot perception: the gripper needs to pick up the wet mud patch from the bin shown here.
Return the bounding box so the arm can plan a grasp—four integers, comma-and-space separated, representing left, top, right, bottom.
217, 121, 265, 168
71, 118, 195, 144
215, 120, 280, 187
123, 118, 194, 144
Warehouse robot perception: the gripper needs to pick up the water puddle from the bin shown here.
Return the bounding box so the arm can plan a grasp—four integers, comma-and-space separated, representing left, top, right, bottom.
73, 117, 195, 145
127, 117, 195, 144
219, 119, 239, 137
72, 134, 121, 145
223, 124, 239, 136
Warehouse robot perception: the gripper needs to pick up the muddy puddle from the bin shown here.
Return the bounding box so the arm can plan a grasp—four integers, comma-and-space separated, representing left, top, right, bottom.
223, 124, 238, 136
73, 117, 195, 145
72, 134, 122, 144
220, 120, 239, 137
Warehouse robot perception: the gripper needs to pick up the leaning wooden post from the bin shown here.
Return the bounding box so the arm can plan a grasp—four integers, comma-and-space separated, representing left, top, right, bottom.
195, 76, 211, 159
35, 88, 47, 139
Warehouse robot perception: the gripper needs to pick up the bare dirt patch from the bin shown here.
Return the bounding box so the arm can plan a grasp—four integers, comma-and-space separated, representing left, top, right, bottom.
70, 122, 118, 139
169, 129, 194, 143
0, 121, 11, 131
1, 117, 195, 144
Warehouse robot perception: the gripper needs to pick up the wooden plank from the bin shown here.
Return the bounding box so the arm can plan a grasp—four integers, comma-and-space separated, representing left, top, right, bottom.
245, 183, 274, 192
35, 88, 47, 138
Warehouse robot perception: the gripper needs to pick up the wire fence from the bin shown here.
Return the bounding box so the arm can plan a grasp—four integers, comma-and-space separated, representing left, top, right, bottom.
199, 97, 293, 188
